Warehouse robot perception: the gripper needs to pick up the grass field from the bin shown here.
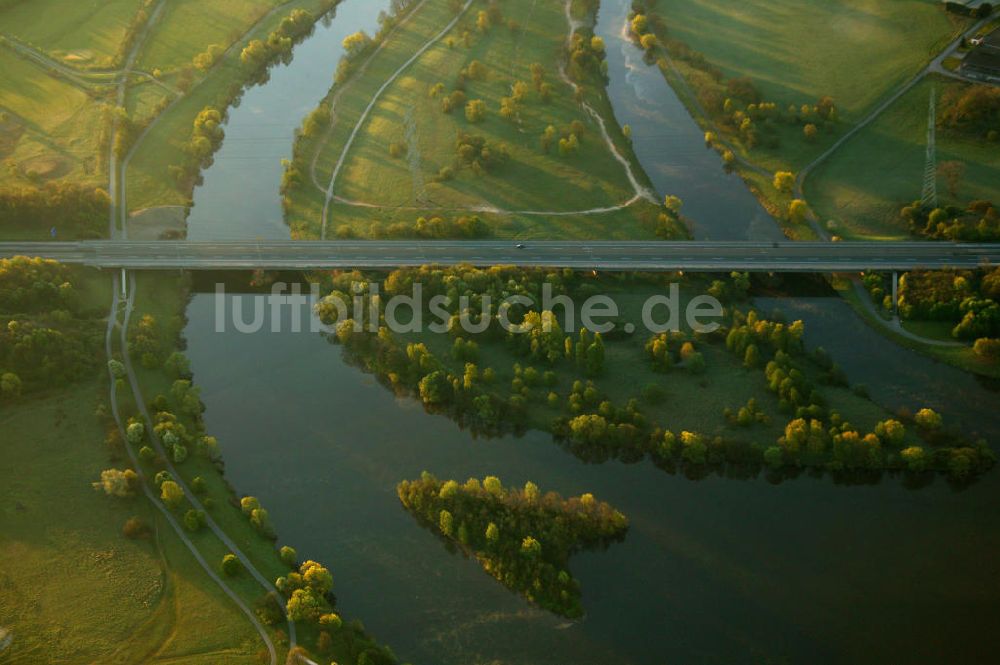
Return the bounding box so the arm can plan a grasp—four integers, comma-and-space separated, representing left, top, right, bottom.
289, 0, 658, 240
0, 267, 267, 664
125, 0, 333, 214
648, 0, 967, 172
135, 0, 283, 74
0, 0, 145, 69
0, 48, 108, 190
126, 272, 374, 662
0, 381, 271, 664
806, 77, 1000, 240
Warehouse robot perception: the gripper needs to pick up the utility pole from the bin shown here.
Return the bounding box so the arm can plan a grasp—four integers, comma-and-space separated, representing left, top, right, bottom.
920, 87, 937, 209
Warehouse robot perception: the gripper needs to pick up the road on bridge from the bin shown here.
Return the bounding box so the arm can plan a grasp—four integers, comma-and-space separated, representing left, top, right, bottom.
0, 240, 997, 272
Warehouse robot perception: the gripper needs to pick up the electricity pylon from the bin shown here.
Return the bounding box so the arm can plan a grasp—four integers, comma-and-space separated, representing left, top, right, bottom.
920, 87, 937, 209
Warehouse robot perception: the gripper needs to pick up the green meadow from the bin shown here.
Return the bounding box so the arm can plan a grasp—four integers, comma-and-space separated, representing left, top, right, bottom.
135, 0, 284, 74
124, 0, 335, 214
290, 0, 657, 240
0, 48, 108, 191
806, 77, 1000, 240
0, 0, 144, 68
649, 0, 967, 172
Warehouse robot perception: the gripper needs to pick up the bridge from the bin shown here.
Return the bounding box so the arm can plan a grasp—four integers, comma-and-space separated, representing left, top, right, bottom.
0, 240, 997, 272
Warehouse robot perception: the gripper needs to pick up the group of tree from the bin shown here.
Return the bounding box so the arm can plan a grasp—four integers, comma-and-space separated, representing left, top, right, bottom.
128, 313, 163, 369
240, 9, 316, 73
645, 333, 705, 374
0, 184, 110, 238
454, 131, 510, 175
628, 2, 836, 156
902, 200, 1000, 242
334, 214, 491, 240
894, 268, 1000, 343
567, 29, 608, 81
939, 84, 1000, 142
0, 281, 102, 396
397, 472, 628, 617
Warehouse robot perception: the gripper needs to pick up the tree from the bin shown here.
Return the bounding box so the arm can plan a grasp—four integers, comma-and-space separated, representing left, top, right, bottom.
788, 199, 809, 224
107, 359, 126, 379
183, 509, 206, 532
465, 99, 487, 123
803, 123, 818, 141
160, 480, 184, 509
0, 372, 22, 400
342, 31, 371, 58
541, 125, 557, 153
319, 613, 342, 630
973, 337, 1000, 359
915, 408, 942, 431
773, 171, 795, 193
664, 195, 682, 214
530, 62, 545, 90
485, 522, 499, 543
241, 495, 260, 515
901, 446, 927, 472
558, 133, 579, 156
286, 587, 325, 622
439, 509, 454, 536
250, 508, 273, 537
874, 419, 906, 446
123, 516, 150, 539
419, 371, 452, 405
640, 33, 658, 51
586, 333, 605, 376
476, 9, 491, 32
521, 536, 542, 557
93, 468, 138, 498
631, 13, 648, 35
280, 545, 298, 567
937, 160, 966, 199
301, 560, 333, 595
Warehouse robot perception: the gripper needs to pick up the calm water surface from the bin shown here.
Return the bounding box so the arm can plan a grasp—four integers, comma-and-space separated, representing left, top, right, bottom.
183, 292, 1000, 665
185, 0, 391, 240
179, 2, 1000, 662
597, 0, 782, 241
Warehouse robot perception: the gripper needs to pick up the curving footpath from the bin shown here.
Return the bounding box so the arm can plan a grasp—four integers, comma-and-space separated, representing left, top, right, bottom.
104, 275, 279, 665
319, 0, 476, 238
316, 0, 656, 238
106, 3, 307, 661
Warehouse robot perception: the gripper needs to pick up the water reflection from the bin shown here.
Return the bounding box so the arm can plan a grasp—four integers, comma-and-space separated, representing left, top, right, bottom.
597, 0, 783, 241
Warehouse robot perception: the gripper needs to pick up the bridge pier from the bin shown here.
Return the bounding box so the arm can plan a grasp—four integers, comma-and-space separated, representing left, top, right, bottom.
891, 271, 899, 316
120, 268, 127, 300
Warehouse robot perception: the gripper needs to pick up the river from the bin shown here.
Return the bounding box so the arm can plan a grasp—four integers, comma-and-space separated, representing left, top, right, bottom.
596, 0, 782, 241
178, 0, 1000, 663
185, 0, 390, 240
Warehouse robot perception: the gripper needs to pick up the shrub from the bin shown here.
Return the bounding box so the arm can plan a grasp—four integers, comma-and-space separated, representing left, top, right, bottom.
222, 553, 242, 576
123, 516, 150, 539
